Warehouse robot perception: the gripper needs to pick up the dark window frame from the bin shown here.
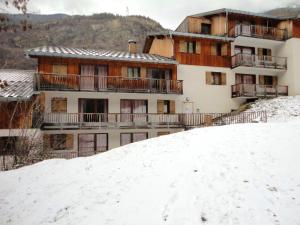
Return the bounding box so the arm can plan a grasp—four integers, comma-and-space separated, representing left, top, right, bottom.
50, 134, 67, 150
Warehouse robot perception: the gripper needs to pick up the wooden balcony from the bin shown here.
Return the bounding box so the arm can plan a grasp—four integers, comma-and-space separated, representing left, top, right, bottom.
231, 84, 288, 98
232, 53, 287, 70
35, 73, 183, 95
42, 112, 268, 130
229, 24, 288, 41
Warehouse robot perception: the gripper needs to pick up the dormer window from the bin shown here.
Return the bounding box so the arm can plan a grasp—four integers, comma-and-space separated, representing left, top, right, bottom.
201, 23, 211, 34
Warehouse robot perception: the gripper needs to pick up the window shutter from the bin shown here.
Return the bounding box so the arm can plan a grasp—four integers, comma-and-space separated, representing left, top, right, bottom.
53, 64, 67, 75
170, 100, 176, 114
51, 97, 67, 113
258, 48, 264, 60
157, 100, 164, 114
179, 40, 187, 53
66, 134, 74, 150
221, 73, 226, 85
272, 76, 278, 86
221, 43, 228, 56
206, 72, 212, 85
259, 75, 265, 85
196, 41, 201, 54
140, 67, 147, 78
211, 44, 217, 55
43, 134, 50, 150
121, 66, 127, 77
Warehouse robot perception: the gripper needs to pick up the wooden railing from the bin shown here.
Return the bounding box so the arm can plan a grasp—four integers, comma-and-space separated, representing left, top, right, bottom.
232, 53, 287, 70
232, 84, 288, 98
229, 24, 288, 41
35, 73, 183, 95
42, 112, 268, 129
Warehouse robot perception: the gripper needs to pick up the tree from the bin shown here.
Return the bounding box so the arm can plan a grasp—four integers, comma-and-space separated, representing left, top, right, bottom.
0, 0, 30, 32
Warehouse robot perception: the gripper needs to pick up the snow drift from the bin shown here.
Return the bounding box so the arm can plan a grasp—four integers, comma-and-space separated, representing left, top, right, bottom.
0, 120, 300, 225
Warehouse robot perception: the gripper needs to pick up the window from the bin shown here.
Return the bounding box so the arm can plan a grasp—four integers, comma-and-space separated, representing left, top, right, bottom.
259, 75, 276, 86
52, 64, 67, 75
157, 100, 175, 114
201, 23, 211, 34
216, 43, 222, 56
78, 133, 108, 157
120, 133, 148, 146
187, 41, 196, 53
212, 43, 227, 56
157, 132, 170, 137
120, 99, 148, 122
206, 72, 226, 85
0, 137, 17, 154
235, 74, 256, 84
51, 97, 67, 113
127, 67, 141, 78
50, 134, 67, 150
258, 48, 272, 61
179, 40, 200, 54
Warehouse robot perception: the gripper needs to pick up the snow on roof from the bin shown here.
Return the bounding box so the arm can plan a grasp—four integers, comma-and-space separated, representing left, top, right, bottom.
246, 96, 300, 122
26, 46, 178, 65
0, 120, 299, 225
148, 31, 235, 42
0, 69, 35, 101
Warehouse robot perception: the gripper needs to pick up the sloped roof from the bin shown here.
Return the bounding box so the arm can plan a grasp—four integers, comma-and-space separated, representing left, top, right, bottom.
0, 70, 35, 101
147, 31, 235, 41
191, 8, 282, 20
26, 46, 178, 65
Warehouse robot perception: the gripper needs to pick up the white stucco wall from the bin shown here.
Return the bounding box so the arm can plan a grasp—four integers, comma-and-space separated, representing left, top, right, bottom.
177, 65, 244, 113
277, 38, 300, 95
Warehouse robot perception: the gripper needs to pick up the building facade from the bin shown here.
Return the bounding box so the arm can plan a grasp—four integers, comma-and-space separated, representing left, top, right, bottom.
1, 8, 300, 160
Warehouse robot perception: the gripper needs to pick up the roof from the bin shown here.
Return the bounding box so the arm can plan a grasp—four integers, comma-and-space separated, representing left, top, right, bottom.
147, 31, 235, 42
0, 70, 35, 101
26, 46, 178, 65
191, 8, 283, 20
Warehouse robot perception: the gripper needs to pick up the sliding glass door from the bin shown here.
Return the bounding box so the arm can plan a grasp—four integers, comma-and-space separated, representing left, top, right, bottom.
80, 65, 108, 91
120, 99, 147, 123
78, 133, 108, 157
79, 99, 108, 122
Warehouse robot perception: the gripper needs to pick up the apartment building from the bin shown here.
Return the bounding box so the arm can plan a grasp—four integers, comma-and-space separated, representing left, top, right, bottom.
1, 8, 300, 160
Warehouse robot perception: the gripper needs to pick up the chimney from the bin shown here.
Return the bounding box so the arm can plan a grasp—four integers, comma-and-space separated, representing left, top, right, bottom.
128, 40, 137, 54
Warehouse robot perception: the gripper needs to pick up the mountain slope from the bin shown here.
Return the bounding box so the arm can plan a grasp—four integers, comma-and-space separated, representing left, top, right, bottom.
0, 119, 300, 225
265, 6, 300, 17
0, 13, 166, 69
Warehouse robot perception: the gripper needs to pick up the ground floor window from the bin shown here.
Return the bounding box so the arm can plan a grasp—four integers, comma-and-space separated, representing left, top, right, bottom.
78, 133, 108, 157
157, 132, 170, 136
0, 137, 17, 155
46, 134, 73, 150
120, 133, 148, 146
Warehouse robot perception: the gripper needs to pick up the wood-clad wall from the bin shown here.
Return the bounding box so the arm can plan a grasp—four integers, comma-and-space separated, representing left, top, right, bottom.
292, 19, 300, 38
37, 57, 177, 80
188, 16, 211, 33
149, 37, 174, 58
174, 37, 231, 67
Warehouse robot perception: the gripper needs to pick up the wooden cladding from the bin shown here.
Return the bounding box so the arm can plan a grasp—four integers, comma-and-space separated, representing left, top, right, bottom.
206, 72, 226, 85
51, 97, 67, 113
38, 57, 177, 80
175, 37, 231, 67
179, 40, 201, 54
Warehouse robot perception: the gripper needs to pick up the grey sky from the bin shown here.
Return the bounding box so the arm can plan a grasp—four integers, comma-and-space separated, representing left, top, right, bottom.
27, 0, 299, 29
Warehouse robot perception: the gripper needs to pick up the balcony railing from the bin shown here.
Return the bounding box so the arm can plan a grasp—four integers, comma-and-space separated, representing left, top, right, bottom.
229, 24, 288, 41
35, 73, 183, 95
231, 84, 288, 98
42, 112, 268, 129
232, 53, 287, 70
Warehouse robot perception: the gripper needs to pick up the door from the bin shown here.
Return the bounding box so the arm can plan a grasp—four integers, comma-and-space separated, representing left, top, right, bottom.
79, 99, 108, 122
97, 65, 108, 90
120, 99, 148, 123
80, 65, 95, 91
78, 133, 108, 157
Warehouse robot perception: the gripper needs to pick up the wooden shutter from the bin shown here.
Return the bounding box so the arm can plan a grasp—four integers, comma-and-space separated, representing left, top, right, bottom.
211, 44, 217, 55
53, 64, 67, 74
66, 134, 74, 150
43, 134, 50, 150
121, 66, 127, 77
195, 41, 201, 54
179, 40, 187, 53
258, 48, 264, 60
259, 75, 265, 85
157, 100, 164, 114
221, 73, 226, 85
170, 100, 176, 114
221, 43, 228, 56
51, 97, 67, 113
272, 76, 278, 86
140, 67, 147, 78
206, 72, 212, 85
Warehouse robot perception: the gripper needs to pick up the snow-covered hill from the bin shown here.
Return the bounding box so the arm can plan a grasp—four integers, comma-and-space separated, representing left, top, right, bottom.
246, 96, 300, 122
0, 120, 300, 225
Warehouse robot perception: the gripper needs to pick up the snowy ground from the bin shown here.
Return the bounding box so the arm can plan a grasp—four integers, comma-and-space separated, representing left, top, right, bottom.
1, 96, 300, 225
0, 120, 300, 225
246, 96, 300, 122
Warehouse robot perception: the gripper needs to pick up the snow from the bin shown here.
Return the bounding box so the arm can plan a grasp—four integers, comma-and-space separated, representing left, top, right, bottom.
246, 96, 300, 122
1, 96, 300, 225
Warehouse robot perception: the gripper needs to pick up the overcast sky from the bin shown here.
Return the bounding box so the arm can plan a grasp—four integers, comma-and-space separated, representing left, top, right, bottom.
25, 0, 300, 29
